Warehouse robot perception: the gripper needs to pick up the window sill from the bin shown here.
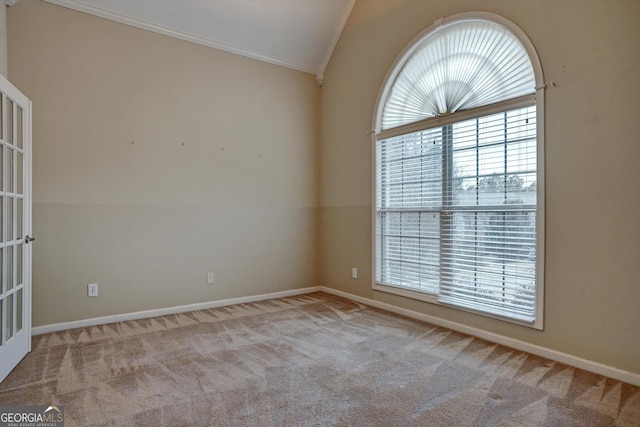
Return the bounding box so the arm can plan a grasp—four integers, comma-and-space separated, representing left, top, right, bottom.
372, 282, 543, 330
372, 283, 439, 304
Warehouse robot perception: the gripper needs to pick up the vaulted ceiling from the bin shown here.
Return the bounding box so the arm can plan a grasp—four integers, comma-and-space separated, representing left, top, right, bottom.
38, 0, 356, 85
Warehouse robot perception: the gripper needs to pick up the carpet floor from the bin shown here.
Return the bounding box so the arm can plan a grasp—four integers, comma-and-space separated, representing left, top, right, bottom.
0, 292, 639, 426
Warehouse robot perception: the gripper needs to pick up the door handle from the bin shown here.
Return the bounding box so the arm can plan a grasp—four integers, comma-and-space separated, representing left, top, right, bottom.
25, 235, 35, 244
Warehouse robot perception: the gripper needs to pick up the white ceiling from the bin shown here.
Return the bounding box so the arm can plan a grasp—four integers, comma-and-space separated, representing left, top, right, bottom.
40, 0, 356, 85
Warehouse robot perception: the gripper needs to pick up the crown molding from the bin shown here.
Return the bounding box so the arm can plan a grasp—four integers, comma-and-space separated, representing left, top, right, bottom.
42, 0, 319, 76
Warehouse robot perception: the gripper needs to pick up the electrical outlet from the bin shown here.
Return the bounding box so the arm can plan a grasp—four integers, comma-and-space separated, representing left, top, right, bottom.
87, 283, 99, 297
207, 272, 215, 284
351, 268, 358, 279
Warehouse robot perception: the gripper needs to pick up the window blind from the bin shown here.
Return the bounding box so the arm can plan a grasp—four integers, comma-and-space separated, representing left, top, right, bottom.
375, 15, 541, 325
377, 105, 537, 322
381, 20, 535, 131
438, 106, 537, 322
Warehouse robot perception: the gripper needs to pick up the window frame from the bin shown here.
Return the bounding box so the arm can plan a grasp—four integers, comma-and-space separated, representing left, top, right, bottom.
371, 12, 545, 329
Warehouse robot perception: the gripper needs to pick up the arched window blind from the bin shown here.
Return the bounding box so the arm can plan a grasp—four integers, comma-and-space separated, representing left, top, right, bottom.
374, 14, 544, 328
381, 20, 536, 130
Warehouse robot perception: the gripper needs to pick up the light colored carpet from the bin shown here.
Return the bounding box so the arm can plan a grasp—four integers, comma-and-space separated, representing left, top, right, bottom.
1, 292, 639, 426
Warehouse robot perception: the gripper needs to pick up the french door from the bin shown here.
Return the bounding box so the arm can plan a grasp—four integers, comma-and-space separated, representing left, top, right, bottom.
0, 74, 32, 383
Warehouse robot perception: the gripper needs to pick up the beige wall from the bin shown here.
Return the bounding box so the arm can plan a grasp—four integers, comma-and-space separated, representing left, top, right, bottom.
0, 4, 7, 77
320, 0, 640, 375
8, 1, 321, 326
7, 0, 640, 377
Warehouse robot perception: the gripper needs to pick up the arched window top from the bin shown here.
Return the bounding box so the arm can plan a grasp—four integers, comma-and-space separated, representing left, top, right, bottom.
380, 16, 538, 131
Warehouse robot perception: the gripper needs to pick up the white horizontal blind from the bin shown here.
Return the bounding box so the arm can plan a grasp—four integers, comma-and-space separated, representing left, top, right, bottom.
439, 106, 537, 322
376, 105, 537, 322
376, 128, 443, 294
381, 20, 535, 131
375, 16, 540, 325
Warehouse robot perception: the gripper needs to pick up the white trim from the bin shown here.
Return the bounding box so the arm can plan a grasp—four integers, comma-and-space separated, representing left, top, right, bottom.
31, 286, 321, 335
316, 0, 356, 85
320, 287, 640, 387
376, 94, 536, 141
42, 0, 318, 75
535, 83, 546, 331
373, 283, 439, 304
30, 285, 640, 386
374, 279, 538, 329
25, 98, 33, 353
4, 0, 19, 6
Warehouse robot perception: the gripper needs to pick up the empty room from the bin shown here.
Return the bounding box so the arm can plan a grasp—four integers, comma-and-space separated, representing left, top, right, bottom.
0, 0, 639, 425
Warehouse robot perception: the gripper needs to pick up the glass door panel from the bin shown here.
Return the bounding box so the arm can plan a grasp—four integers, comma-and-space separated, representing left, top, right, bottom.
0, 78, 32, 383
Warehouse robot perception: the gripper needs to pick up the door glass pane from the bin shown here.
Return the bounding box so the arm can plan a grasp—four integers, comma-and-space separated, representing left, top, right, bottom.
16, 288, 22, 333
0, 196, 3, 242
0, 147, 4, 191
6, 148, 12, 193
17, 152, 23, 195
0, 95, 3, 140
17, 198, 22, 240
0, 248, 3, 293
17, 244, 22, 286
0, 299, 3, 345
16, 106, 23, 150
6, 197, 12, 241
6, 293, 13, 340
6, 99, 13, 146
6, 246, 13, 291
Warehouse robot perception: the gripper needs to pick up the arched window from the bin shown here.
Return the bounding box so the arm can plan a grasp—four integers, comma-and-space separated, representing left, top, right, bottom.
373, 13, 545, 328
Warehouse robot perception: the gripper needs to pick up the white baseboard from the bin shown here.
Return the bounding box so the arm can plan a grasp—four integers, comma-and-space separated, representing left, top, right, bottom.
319, 287, 640, 387
31, 284, 640, 387
31, 286, 322, 335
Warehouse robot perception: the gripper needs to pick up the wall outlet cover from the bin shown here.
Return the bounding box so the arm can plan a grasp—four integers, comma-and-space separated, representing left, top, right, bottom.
88, 283, 99, 297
